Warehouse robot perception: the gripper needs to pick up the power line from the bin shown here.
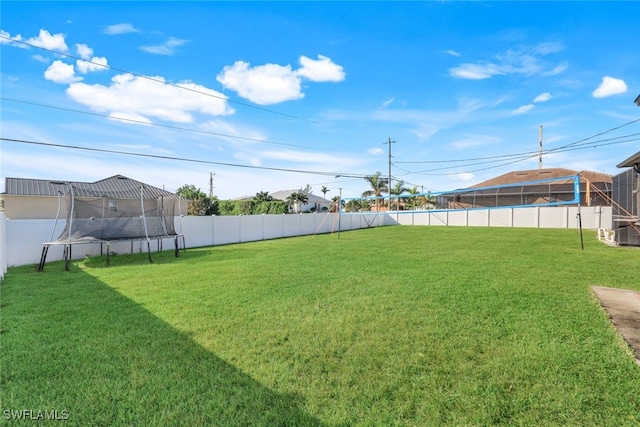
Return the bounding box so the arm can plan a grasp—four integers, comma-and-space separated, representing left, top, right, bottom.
1, 97, 318, 150
0, 34, 318, 124
0, 137, 368, 178
394, 118, 640, 165
392, 119, 640, 176
398, 135, 640, 175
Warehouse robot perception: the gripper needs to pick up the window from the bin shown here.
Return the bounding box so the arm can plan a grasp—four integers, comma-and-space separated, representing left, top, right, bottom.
109, 200, 118, 213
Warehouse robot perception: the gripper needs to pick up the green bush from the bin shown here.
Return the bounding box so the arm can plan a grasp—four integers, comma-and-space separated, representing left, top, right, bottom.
217, 200, 288, 216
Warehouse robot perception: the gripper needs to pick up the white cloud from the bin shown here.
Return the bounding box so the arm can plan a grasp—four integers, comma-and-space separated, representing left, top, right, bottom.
452, 172, 474, 182
449, 63, 504, 80
217, 55, 345, 105
217, 61, 303, 105
533, 41, 564, 55
592, 76, 627, 98
379, 97, 394, 109
450, 135, 502, 150
44, 60, 82, 84
26, 29, 68, 52
449, 44, 566, 80
543, 62, 568, 76
139, 37, 188, 55
104, 23, 139, 35
533, 92, 552, 103
108, 112, 153, 125
76, 43, 93, 60
445, 49, 461, 57
512, 104, 535, 115
0, 30, 26, 47
368, 147, 384, 155
73, 43, 108, 73
32, 54, 48, 63
297, 55, 345, 82
66, 73, 234, 123
77, 56, 108, 74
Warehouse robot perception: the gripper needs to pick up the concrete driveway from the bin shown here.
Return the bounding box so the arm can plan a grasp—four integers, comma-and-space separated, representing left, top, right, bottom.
592, 286, 640, 365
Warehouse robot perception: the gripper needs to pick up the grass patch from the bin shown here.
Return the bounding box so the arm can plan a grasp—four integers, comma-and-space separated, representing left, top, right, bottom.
2, 226, 640, 425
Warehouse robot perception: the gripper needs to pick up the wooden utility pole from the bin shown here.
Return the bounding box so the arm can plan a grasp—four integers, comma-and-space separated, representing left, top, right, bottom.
538, 125, 543, 170
384, 138, 395, 210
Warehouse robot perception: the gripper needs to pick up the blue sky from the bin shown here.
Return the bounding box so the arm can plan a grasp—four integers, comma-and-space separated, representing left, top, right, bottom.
1, 1, 639, 200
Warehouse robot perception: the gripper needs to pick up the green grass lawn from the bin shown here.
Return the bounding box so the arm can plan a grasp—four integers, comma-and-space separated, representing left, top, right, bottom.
2, 226, 640, 426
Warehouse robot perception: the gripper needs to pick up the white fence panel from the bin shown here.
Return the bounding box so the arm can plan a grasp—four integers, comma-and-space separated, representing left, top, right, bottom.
468, 210, 490, 227
264, 215, 286, 240
448, 211, 467, 226
283, 214, 302, 237
428, 211, 448, 226
512, 207, 539, 228
240, 214, 264, 243
568, 206, 609, 230
0, 213, 6, 280
489, 209, 512, 227
180, 216, 213, 248
214, 216, 241, 245
539, 206, 568, 229
300, 214, 318, 236
313, 213, 334, 235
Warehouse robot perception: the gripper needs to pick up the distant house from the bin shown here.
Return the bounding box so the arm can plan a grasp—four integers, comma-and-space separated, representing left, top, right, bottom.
612, 151, 640, 246
270, 190, 331, 213
1, 175, 187, 220
446, 168, 612, 209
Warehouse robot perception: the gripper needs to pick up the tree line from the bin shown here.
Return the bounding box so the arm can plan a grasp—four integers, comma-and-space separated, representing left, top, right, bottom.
175, 173, 436, 216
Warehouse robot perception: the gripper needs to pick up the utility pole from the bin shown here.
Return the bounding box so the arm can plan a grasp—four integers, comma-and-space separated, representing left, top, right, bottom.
538, 125, 543, 170
209, 171, 215, 198
384, 138, 395, 210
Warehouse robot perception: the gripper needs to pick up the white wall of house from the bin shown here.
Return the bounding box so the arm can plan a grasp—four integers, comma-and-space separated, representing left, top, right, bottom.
0, 206, 612, 273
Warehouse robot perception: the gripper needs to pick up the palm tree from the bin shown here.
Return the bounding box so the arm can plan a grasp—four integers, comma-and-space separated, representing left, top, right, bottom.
389, 181, 409, 210
423, 192, 437, 210
329, 195, 344, 213
362, 172, 389, 210
253, 191, 273, 202
405, 186, 421, 210
286, 191, 309, 213
321, 186, 330, 199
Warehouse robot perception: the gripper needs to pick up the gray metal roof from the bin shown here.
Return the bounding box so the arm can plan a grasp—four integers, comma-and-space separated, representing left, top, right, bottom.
617, 151, 640, 168
3, 175, 179, 199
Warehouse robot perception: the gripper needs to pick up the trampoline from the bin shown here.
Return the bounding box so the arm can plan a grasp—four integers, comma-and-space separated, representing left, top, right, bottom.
38, 176, 185, 271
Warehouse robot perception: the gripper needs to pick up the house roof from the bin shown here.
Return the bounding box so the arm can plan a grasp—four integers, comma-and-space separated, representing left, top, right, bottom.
471, 168, 612, 188
2, 175, 179, 199
617, 151, 640, 168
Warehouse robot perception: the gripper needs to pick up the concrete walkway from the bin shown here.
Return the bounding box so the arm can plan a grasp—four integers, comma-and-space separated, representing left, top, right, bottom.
592, 286, 640, 365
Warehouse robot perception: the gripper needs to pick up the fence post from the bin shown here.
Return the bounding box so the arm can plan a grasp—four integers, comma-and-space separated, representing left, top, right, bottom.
0, 213, 7, 281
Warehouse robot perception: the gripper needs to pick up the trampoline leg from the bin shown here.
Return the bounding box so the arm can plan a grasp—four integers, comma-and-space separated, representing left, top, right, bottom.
106, 242, 111, 266
174, 236, 179, 257
147, 240, 153, 263
38, 246, 49, 272
64, 245, 70, 271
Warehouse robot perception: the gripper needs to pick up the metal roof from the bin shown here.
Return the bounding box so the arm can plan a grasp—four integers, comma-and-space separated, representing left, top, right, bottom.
470, 168, 612, 188
617, 151, 640, 168
3, 175, 179, 199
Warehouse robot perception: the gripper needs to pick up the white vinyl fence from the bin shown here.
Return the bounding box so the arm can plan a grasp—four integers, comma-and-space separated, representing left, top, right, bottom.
0, 213, 6, 280
0, 206, 611, 274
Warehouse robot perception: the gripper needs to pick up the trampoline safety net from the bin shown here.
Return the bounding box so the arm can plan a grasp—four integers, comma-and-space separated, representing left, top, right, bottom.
39, 180, 184, 271
55, 194, 177, 243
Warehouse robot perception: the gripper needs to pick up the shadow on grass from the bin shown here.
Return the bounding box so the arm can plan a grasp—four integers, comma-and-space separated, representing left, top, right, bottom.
79, 243, 268, 269
0, 266, 324, 426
